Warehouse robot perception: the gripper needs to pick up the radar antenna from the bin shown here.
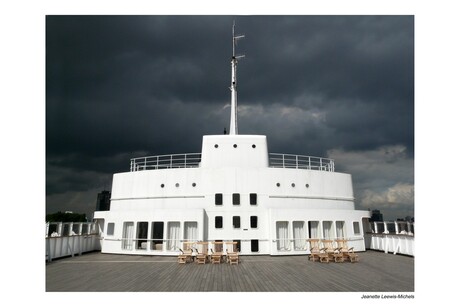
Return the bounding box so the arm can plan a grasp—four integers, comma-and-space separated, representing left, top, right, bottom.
229, 21, 244, 135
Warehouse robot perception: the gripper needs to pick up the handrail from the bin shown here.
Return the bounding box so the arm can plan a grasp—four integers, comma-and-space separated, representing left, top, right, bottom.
129, 152, 335, 172
269, 153, 334, 172
130, 153, 201, 171
369, 221, 415, 236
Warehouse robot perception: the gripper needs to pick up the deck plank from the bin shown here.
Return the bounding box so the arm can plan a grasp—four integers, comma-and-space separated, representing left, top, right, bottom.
46, 250, 414, 292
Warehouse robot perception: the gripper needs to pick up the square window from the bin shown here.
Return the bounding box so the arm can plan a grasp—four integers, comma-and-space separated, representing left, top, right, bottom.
250, 193, 257, 205
233, 193, 240, 205
251, 239, 259, 252
233, 216, 241, 228
215, 216, 223, 229
250, 216, 258, 228
215, 193, 223, 205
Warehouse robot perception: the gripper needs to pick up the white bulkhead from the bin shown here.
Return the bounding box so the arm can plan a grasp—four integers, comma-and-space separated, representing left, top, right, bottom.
94, 134, 370, 256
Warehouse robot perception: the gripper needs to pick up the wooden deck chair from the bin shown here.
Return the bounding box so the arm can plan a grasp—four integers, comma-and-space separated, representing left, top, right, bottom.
178, 249, 190, 264
335, 239, 359, 263
307, 239, 325, 262
321, 239, 344, 263
178, 242, 194, 263
195, 242, 209, 264
226, 241, 239, 265
211, 241, 224, 264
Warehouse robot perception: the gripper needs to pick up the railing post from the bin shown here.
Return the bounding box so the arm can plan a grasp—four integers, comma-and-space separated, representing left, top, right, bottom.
308, 156, 311, 170
144, 157, 147, 170
57, 222, 63, 236
184, 154, 187, 168
296, 155, 298, 169
282, 154, 285, 168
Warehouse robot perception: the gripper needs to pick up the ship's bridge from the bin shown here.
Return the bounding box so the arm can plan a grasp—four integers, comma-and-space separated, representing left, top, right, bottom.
130, 135, 334, 172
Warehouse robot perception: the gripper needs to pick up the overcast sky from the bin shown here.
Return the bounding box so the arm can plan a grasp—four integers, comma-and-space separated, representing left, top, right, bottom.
46, 15, 414, 220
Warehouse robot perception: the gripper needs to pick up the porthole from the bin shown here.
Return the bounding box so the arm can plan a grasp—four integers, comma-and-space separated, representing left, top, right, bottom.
252, 144, 256, 148
214, 144, 219, 148
276, 183, 281, 187
291, 183, 296, 187
175, 183, 180, 187
160, 184, 165, 188
192, 183, 196, 187
306, 184, 309, 188
233, 144, 238, 148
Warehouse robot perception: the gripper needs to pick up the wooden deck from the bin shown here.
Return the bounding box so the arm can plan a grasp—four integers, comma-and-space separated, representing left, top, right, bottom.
46, 250, 413, 292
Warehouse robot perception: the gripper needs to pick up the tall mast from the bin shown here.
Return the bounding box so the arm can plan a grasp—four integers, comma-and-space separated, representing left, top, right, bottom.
229, 21, 244, 135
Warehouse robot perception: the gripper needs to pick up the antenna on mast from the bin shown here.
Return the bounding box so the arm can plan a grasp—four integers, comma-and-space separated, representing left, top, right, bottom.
229, 21, 244, 135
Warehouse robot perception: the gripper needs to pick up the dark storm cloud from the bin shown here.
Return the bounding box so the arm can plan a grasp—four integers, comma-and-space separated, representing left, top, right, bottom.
46, 15, 413, 220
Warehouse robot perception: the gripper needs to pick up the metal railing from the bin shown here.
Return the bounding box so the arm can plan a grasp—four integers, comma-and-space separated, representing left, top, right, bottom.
129, 152, 334, 172
45, 222, 101, 262
269, 153, 335, 172
368, 221, 414, 236
130, 153, 202, 171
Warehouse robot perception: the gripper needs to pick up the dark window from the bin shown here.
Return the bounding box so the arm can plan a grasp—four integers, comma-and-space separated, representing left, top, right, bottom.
250, 193, 257, 205
152, 222, 164, 245
107, 223, 115, 236
233, 216, 241, 228
234, 240, 241, 252
233, 193, 240, 205
251, 239, 259, 252
136, 222, 148, 250
215, 193, 223, 205
250, 216, 258, 228
215, 216, 223, 229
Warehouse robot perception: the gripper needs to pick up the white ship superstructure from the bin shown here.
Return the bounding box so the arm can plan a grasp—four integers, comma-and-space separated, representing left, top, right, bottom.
93, 24, 371, 256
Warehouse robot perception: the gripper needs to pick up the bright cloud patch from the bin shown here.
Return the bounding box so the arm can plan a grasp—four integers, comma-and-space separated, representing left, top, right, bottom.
327, 145, 414, 220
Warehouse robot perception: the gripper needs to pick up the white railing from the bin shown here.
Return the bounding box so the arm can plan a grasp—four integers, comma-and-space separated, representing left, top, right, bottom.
369, 221, 414, 236
364, 221, 415, 256
269, 153, 335, 172
129, 152, 335, 172
45, 222, 101, 262
130, 153, 201, 171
